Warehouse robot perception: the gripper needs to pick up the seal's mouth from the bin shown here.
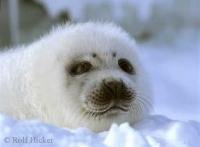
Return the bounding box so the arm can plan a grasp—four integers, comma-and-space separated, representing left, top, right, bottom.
108, 106, 128, 112
97, 105, 129, 115
94, 105, 128, 115
83, 103, 130, 118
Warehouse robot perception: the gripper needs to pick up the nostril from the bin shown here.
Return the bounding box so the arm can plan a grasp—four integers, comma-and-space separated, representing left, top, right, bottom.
105, 81, 116, 88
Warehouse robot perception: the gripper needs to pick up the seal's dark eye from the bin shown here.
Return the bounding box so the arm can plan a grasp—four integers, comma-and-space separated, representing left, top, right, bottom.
69, 61, 92, 75
118, 58, 135, 74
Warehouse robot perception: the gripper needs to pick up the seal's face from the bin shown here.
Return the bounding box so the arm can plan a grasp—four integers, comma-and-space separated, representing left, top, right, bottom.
64, 49, 150, 122
45, 23, 152, 131
66, 53, 137, 118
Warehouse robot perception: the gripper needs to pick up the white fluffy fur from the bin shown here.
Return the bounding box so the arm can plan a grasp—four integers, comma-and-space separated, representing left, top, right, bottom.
0, 22, 152, 132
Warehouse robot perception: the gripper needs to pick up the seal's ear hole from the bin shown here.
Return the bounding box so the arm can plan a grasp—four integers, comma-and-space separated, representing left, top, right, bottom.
118, 58, 136, 75
69, 61, 92, 76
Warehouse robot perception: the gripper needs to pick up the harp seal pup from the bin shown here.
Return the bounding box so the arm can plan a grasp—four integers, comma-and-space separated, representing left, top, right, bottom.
0, 22, 152, 132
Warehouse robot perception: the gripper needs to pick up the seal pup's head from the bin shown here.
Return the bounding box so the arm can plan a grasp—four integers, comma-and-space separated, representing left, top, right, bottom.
28, 22, 152, 132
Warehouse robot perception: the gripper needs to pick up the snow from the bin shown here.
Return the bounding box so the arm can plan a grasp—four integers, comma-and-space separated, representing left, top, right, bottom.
138, 28, 200, 122
0, 114, 199, 147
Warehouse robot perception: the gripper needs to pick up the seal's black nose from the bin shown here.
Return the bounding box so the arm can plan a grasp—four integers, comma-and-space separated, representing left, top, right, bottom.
101, 79, 133, 104
102, 79, 124, 98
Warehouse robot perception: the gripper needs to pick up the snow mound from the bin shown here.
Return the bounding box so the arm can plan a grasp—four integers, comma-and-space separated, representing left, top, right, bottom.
0, 114, 199, 147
